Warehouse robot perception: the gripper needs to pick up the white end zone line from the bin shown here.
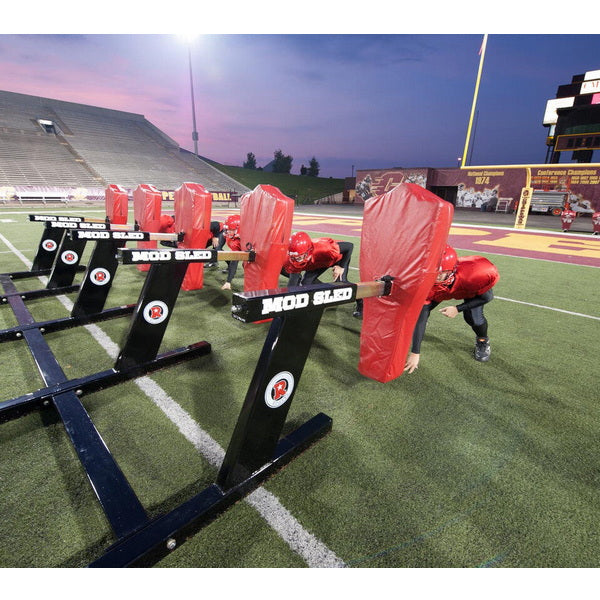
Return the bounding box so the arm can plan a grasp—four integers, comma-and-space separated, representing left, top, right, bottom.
0, 232, 344, 568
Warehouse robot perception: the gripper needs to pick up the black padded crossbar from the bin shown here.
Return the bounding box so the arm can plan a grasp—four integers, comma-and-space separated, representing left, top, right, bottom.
46, 221, 133, 231
29, 214, 88, 223
29, 214, 134, 230
231, 279, 392, 323
117, 248, 255, 265
69, 229, 183, 242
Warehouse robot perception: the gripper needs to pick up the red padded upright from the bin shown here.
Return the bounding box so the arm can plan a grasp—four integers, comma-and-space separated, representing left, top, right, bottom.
358, 183, 453, 383
240, 185, 294, 292
174, 182, 212, 291
133, 184, 163, 272
105, 184, 128, 225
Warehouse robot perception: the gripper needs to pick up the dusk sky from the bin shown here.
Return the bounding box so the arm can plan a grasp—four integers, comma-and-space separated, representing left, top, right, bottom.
2, 9, 599, 178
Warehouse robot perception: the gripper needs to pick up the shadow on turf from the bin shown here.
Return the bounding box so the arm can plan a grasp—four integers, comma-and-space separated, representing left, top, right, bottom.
37, 396, 220, 567
53, 477, 218, 567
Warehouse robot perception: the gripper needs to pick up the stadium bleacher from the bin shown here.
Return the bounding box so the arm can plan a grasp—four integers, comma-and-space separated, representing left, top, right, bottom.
0, 90, 248, 198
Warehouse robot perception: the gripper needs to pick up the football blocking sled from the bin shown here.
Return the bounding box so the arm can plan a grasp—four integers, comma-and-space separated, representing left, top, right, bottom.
211, 184, 453, 543
240, 184, 294, 292
2, 182, 132, 297
0, 183, 315, 566
0, 215, 96, 303
133, 183, 163, 272
2, 183, 450, 565
174, 182, 213, 290
24, 181, 131, 277
212, 184, 452, 536
105, 183, 129, 225
359, 183, 454, 382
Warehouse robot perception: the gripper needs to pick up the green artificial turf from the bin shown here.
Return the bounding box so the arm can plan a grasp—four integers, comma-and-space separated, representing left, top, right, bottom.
0, 206, 598, 568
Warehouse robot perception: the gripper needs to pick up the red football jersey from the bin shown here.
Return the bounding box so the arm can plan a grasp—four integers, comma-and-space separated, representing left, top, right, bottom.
226, 235, 241, 252
427, 256, 499, 303
284, 238, 341, 274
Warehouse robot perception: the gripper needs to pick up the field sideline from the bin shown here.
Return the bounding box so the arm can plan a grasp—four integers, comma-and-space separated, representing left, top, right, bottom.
0, 204, 598, 570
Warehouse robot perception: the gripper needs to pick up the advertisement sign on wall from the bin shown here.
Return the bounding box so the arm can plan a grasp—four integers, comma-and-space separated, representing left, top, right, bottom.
356, 165, 600, 212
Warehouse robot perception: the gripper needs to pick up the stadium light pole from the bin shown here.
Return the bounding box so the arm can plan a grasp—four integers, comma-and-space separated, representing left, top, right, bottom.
461, 34, 488, 168
187, 43, 199, 156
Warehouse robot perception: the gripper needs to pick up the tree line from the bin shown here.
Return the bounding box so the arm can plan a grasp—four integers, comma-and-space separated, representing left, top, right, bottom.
243, 150, 320, 177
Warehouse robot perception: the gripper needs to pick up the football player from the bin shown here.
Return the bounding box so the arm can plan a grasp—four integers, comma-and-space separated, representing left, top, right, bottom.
220, 214, 241, 290
284, 231, 353, 285
205, 220, 225, 267
405, 245, 499, 373
283, 231, 362, 317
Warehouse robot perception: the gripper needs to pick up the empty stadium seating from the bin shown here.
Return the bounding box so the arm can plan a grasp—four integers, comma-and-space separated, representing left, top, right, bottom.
0, 90, 249, 194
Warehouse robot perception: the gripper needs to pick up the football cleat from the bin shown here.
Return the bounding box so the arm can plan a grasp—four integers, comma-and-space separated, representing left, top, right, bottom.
474, 337, 491, 362
353, 299, 363, 319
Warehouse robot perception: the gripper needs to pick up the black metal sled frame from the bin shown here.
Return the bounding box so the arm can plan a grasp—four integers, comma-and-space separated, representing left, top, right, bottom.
89, 280, 392, 566
0, 250, 326, 567
3, 257, 376, 566
1, 212, 132, 285
3, 214, 97, 280
0, 258, 211, 562
0, 257, 208, 425
0, 227, 87, 302
0, 235, 131, 341
0, 223, 187, 342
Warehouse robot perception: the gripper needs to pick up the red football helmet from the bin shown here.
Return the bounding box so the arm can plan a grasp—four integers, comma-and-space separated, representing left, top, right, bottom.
288, 231, 313, 266
223, 214, 240, 238
437, 245, 457, 282
158, 214, 175, 233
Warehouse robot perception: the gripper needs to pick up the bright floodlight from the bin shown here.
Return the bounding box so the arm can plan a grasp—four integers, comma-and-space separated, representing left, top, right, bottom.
177, 34, 198, 45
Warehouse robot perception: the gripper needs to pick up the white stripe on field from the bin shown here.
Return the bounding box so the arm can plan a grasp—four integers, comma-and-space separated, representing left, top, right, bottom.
298, 270, 600, 321
495, 296, 600, 321
0, 232, 344, 568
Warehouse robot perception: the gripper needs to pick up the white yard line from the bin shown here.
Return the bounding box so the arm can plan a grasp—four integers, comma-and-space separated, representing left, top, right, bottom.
494, 296, 600, 321
0, 231, 344, 568
350, 264, 598, 319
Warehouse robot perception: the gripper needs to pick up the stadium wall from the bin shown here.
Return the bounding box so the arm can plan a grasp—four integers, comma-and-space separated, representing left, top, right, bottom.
355, 164, 600, 212
0, 185, 240, 205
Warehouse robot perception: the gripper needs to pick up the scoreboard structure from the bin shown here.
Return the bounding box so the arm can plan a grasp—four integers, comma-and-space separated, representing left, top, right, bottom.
544, 69, 600, 163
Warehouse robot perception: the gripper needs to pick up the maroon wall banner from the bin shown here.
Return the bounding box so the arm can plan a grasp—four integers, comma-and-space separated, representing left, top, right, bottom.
356, 165, 600, 212
355, 168, 430, 203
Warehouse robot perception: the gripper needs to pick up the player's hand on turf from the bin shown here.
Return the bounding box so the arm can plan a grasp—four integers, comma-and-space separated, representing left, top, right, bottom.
439, 306, 459, 318
221, 282, 231, 290
332, 265, 344, 281
404, 352, 420, 373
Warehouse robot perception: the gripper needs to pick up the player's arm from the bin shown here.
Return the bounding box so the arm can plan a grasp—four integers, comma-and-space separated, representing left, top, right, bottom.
332, 241, 353, 280
221, 261, 239, 290
405, 302, 436, 373
440, 289, 494, 317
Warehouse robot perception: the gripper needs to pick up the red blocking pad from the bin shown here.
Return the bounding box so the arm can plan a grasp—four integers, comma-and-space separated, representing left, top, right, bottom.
105, 184, 128, 225
240, 185, 294, 292
133, 184, 163, 272
358, 183, 454, 383
174, 182, 212, 290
